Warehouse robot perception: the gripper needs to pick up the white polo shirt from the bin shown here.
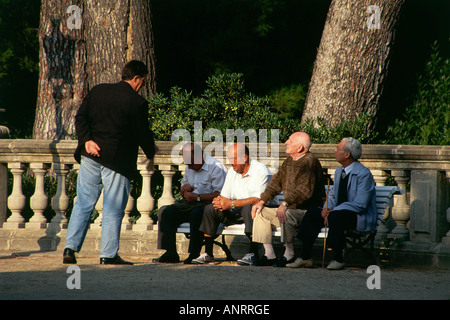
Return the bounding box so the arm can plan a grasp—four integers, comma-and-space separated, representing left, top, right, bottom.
220, 159, 271, 200
181, 153, 228, 195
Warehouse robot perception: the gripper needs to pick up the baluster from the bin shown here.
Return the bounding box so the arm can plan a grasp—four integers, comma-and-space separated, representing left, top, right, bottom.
91, 191, 104, 230
134, 163, 155, 231
122, 194, 135, 231
48, 164, 70, 231
27, 163, 49, 229
3, 162, 26, 229
158, 165, 177, 208
389, 170, 410, 239
371, 169, 388, 186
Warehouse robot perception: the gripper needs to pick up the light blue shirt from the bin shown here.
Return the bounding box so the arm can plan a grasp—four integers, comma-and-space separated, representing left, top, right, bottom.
325, 161, 377, 232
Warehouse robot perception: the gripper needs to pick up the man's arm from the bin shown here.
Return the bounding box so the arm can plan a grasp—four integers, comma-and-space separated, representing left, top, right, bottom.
135, 102, 157, 160
212, 196, 260, 211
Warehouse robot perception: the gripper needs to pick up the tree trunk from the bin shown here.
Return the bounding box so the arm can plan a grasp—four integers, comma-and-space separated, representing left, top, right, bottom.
301, 0, 405, 129
33, 0, 86, 140
83, 0, 156, 98
34, 0, 156, 140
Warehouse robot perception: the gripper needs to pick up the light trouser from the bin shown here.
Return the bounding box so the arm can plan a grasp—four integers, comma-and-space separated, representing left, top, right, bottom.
252, 207, 306, 244
65, 156, 130, 258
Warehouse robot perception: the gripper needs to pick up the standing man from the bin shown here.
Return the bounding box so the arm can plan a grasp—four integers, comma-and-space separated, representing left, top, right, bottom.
63, 60, 157, 265
289, 137, 377, 270
154, 143, 227, 264
191, 143, 271, 265
251, 132, 324, 267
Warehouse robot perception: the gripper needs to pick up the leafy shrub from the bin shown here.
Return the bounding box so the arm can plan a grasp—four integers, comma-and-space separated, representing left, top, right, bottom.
148, 73, 298, 143
383, 41, 450, 145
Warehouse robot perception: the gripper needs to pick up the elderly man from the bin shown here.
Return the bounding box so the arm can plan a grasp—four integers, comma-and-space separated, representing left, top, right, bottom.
191, 143, 271, 265
289, 137, 377, 270
251, 132, 324, 267
154, 143, 227, 264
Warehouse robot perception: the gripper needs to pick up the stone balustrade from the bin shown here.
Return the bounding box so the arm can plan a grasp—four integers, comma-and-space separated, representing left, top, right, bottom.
0, 139, 449, 263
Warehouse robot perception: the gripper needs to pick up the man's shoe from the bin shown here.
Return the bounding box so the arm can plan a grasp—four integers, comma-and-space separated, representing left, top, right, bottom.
254, 255, 277, 266
273, 256, 296, 267
192, 253, 215, 264
327, 260, 345, 270
286, 257, 314, 268
100, 255, 134, 265
237, 253, 256, 266
63, 248, 77, 264
153, 252, 180, 263
183, 255, 198, 264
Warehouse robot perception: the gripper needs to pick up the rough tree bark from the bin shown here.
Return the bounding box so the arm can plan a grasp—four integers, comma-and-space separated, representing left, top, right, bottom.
34, 0, 156, 140
301, 0, 405, 129
33, 0, 86, 140
83, 0, 156, 98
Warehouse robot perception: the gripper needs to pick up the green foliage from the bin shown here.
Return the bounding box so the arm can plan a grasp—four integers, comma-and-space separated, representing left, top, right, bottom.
301, 113, 378, 144
384, 41, 450, 145
269, 83, 306, 119
149, 72, 380, 145
148, 73, 298, 142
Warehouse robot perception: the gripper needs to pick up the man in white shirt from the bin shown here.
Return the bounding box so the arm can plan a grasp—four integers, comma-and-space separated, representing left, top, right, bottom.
192, 143, 271, 265
154, 143, 227, 264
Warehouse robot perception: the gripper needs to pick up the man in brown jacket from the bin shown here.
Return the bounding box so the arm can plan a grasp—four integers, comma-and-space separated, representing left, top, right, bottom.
251, 132, 324, 267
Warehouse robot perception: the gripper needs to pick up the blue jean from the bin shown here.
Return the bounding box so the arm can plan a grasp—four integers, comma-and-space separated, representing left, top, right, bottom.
65, 156, 130, 258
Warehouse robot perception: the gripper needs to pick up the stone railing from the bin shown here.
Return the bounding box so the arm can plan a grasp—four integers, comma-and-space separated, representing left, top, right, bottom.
0, 139, 449, 249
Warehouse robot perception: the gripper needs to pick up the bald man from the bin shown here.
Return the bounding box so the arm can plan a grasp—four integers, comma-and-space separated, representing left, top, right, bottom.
192, 143, 271, 265
251, 132, 325, 267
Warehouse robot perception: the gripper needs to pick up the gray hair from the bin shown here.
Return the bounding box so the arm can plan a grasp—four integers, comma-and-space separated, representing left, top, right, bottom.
342, 137, 362, 160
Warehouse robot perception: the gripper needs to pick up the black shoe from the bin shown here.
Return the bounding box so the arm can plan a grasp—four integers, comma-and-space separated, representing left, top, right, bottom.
63, 248, 77, 264
183, 254, 198, 264
100, 255, 134, 265
254, 255, 277, 266
153, 252, 180, 263
273, 256, 296, 267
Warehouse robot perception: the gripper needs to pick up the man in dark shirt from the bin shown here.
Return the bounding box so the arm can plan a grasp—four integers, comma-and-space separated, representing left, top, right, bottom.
63, 61, 157, 265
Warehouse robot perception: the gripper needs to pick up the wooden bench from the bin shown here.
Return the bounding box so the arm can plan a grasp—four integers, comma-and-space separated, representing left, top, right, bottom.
176, 186, 403, 263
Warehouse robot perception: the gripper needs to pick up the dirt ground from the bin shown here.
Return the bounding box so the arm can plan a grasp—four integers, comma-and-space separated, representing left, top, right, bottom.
1, 250, 449, 303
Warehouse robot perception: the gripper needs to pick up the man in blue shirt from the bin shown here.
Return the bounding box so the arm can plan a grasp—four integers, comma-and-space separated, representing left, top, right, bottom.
289, 137, 377, 270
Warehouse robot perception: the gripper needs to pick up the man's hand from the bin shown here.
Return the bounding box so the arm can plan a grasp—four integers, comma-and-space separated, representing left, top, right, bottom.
251, 200, 264, 219
180, 184, 194, 198
85, 140, 100, 157
212, 196, 232, 211
276, 204, 288, 224
321, 208, 333, 227
184, 191, 198, 203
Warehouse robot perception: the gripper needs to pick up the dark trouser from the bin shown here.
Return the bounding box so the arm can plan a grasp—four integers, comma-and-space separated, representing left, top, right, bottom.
157, 200, 207, 257
199, 204, 256, 256
297, 207, 357, 262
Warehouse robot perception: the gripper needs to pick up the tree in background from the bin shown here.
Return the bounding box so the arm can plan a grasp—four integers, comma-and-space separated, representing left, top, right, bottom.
301, 0, 405, 132
33, 0, 157, 140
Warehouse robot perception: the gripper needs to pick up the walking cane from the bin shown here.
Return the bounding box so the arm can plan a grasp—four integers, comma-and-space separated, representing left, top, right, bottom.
322, 179, 330, 268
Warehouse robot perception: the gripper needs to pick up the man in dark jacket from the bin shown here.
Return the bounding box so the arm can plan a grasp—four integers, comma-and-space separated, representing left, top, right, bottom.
63, 60, 157, 265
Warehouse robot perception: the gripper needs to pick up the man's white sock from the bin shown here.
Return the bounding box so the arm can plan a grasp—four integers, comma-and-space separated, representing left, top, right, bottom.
263, 244, 276, 259
284, 242, 295, 260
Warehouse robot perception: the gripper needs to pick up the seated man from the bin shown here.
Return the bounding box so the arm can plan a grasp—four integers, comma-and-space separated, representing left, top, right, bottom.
154, 142, 227, 263
251, 132, 324, 267
289, 137, 377, 270
191, 143, 271, 265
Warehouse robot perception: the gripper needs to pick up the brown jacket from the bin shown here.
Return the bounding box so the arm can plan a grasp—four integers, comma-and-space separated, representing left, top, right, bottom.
260, 152, 324, 209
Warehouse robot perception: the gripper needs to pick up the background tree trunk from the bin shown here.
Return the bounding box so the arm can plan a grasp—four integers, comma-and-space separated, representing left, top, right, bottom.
33, 0, 86, 140
83, 0, 156, 98
301, 0, 405, 129
34, 0, 156, 140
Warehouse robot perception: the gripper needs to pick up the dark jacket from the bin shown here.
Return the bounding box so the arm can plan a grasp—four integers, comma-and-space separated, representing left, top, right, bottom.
74, 81, 156, 180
